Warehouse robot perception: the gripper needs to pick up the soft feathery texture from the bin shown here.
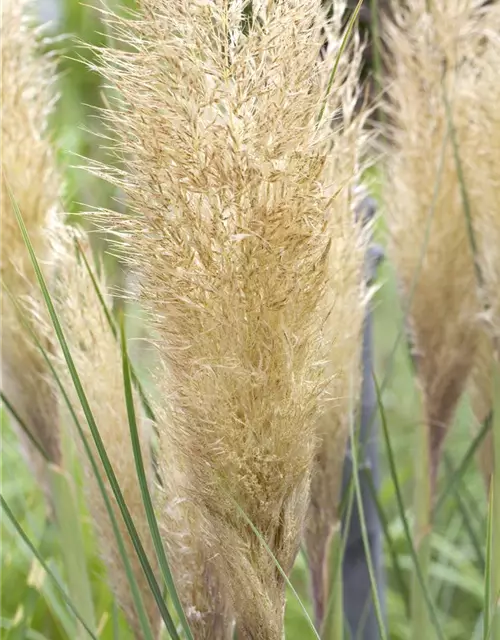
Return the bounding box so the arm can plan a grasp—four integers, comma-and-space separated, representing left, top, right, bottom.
464, 4, 500, 489
468, 328, 494, 489
383, 0, 491, 495
157, 437, 234, 639
48, 226, 159, 638
303, 20, 370, 629
1, 0, 61, 494
89, 1, 366, 636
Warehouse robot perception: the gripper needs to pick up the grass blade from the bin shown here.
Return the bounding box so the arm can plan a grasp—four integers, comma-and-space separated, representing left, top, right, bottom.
49, 465, 97, 637
0, 389, 49, 461
363, 468, 411, 618
347, 403, 388, 640
490, 360, 500, 638
411, 406, 432, 640
484, 484, 493, 640
119, 319, 193, 640
373, 369, 445, 640
442, 456, 485, 572
435, 413, 492, 514
7, 184, 177, 639
74, 237, 156, 422
320, 525, 343, 640
0, 495, 97, 640
230, 498, 321, 640
317, 0, 364, 127
7, 288, 158, 640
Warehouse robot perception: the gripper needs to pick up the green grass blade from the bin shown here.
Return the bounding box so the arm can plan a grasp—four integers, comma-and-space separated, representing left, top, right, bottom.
373, 369, 445, 640
74, 236, 156, 422
7, 185, 177, 640
317, 0, 364, 127
484, 484, 493, 640
490, 360, 500, 638
435, 413, 492, 514
49, 465, 97, 637
0, 389, 49, 461
230, 498, 320, 640
321, 474, 357, 636
442, 456, 485, 572
119, 319, 193, 640
0, 495, 97, 640
363, 468, 411, 618
6, 291, 157, 640
411, 407, 432, 640
320, 525, 343, 640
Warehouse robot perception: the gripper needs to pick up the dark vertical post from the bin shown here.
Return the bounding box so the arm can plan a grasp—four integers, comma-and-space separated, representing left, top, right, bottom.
341, 199, 385, 639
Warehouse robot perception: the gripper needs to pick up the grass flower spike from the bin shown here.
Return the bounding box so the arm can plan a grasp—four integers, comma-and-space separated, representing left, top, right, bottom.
1, 0, 61, 493
90, 1, 366, 636
303, 21, 370, 628
383, 0, 487, 496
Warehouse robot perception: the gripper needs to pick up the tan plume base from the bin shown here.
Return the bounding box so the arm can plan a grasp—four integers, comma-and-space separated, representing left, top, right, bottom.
306, 520, 341, 631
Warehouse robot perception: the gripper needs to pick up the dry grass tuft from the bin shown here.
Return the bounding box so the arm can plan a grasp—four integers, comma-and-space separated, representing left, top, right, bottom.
87, 1, 370, 636
1, 0, 61, 495
383, 0, 491, 495
47, 225, 160, 638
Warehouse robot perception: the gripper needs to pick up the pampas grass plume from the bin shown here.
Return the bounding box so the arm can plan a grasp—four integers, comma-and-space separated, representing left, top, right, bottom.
383, 0, 488, 494
303, 16, 370, 627
1, 0, 61, 492
90, 1, 363, 636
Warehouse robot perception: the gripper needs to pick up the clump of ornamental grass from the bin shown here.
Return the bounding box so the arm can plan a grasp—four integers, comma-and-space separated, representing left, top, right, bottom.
382, 0, 489, 497
87, 1, 367, 636
46, 224, 160, 639
0, 0, 61, 496
303, 18, 371, 629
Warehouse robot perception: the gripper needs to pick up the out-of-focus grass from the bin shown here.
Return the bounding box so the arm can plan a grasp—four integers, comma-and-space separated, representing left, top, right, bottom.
0, 1, 490, 638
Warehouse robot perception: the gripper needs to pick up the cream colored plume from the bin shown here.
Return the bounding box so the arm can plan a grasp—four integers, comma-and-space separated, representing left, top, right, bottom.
48, 226, 159, 638
303, 14, 370, 628
468, 328, 494, 489
90, 1, 361, 636
157, 438, 234, 639
464, 2, 500, 490
383, 0, 491, 495
1, 0, 61, 494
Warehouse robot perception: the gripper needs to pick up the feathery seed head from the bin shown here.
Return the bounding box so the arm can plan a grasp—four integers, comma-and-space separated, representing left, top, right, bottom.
92, 1, 369, 636
303, 37, 372, 626
383, 0, 489, 491
1, 0, 61, 485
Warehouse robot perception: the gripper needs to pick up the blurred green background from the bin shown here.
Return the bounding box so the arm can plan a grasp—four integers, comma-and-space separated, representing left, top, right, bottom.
0, 1, 489, 638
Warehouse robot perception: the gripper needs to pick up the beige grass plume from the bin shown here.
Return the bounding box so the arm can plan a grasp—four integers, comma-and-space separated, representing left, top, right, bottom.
89, 1, 360, 636
463, 2, 500, 490
47, 225, 160, 638
1, 0, 61, 495
468, 328, 494, 489
383, 0, 490, 495
157, 436, 234, 639
303, 15, 371, 628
